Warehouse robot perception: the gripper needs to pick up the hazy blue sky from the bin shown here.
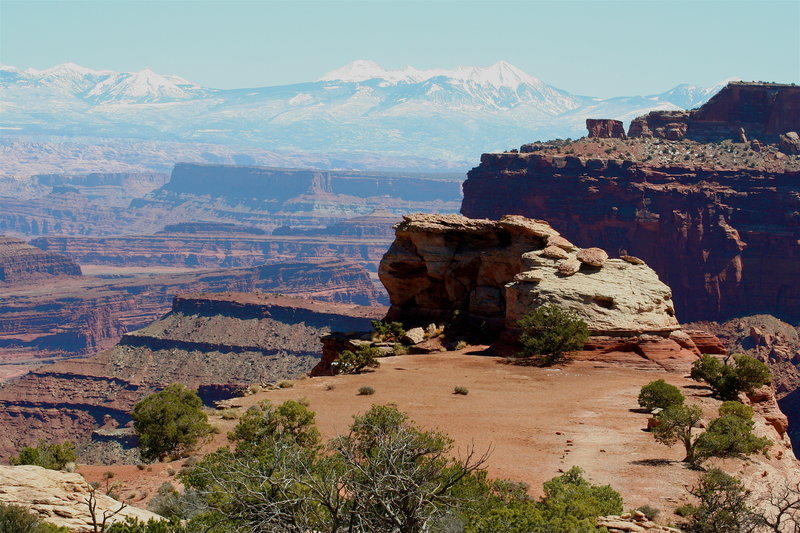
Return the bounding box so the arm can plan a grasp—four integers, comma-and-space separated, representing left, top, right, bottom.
2, 0, 798, 97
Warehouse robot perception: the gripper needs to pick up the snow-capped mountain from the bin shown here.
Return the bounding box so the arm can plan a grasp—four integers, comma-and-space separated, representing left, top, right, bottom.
0, 60, 734, 161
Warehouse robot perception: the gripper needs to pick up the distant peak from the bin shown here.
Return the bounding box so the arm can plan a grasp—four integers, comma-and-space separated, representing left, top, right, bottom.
319, 59, 543, 88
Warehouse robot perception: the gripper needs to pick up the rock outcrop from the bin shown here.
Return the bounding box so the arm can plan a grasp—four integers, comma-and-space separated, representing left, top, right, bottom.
627, 82, 800, 143
461, 149, 800, 323
0, 464, 160, 532
587, 119, 626, 139
0, 293, 385, 459
0, 236, 81, 283
379, 214, 697, 368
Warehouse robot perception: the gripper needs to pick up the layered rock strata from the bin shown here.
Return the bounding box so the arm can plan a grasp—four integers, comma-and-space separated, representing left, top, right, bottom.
586, 119, 626, 139
0, 236, 81, 283
461, 151, 800, 323
0, 293, 385, 459
0, 465, 160, 532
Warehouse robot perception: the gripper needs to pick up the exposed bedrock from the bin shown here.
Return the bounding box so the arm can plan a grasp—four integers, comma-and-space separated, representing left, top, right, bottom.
586, 119, 626, 139
628, 82, 800, 143
461, 152, 800, 322
379, 214, 686, 336
0, 293, 385, 459
0, 235, 81, 282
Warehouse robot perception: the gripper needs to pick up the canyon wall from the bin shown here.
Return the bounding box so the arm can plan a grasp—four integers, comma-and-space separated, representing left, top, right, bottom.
0, 236, 81, 282
0, 293, 385, 459
461, 153, 800, 323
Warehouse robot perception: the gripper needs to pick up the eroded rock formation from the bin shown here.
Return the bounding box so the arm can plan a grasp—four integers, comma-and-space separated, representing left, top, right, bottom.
586, 119, 626, 139
461, 149, 800, 323
0, 293, 385, 459
0, 236, 81, 283
0, 465, 160, 532
379, 214, 701, 370
627, 82, 800, 143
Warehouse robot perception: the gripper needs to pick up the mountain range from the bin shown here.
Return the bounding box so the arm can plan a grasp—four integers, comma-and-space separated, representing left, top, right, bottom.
0, 60, 737, 161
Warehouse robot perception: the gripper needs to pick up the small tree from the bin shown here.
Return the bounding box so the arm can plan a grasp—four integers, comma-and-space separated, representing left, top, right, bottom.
694, 403, 771, 462
690, 354, 771, 401
334, 344, 381, 374
10, 440, 77, 471
638, 380, 685, 411
131, 384, 212, 461
516, 305, 589, 364
651, 404, 704, 464
683, 469, 758, 533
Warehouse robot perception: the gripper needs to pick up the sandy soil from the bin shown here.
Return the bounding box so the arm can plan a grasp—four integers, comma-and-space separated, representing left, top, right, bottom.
80, 347, 798, 518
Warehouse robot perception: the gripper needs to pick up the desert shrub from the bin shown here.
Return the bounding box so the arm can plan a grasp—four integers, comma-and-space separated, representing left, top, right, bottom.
690, 354, 771, 401
675, 503, 697, 517
634, 504, 660, 520
455, 340, 468, 350
0, 502, 70, 532
454, 386, 469, 395
228, 399, 321, 451
358, 386, 376, 396
325, 383, 336, 391
106, 517, 188, 533
146, 482, 202, 521
683, 469, 758, 533
371, 320, 405, 342
638, 379, 685, 411
131, 384, 213, 461
516, 305, 589, 364
10, 440, 76, 471
335, 344, 381, 374
277, 380, 294, 388
718, 400, 754, 420
392, 343, 408, 355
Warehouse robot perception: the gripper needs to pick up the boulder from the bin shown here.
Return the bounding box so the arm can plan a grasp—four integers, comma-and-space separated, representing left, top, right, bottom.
557, 259, 581, 276
402, 327, 426, 345
779, 131, 800, 154
540, 246, 569, 260
576, 247, 608, 267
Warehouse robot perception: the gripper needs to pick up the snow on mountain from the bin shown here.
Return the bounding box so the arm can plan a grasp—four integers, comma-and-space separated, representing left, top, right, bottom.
0, 60, 735, 160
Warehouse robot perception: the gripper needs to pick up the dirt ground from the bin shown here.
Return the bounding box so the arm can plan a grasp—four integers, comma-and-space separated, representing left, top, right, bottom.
80, 347, 798, 519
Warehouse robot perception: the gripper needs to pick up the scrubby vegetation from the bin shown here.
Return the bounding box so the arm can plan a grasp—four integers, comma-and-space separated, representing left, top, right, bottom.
9, 440, 76, 471
357, 385, 376, 396
651, 400, 770, 466
638, 379, 685, 411
131, 384, 213, 462
371, 319, 406, 342
0, 502, 69, 532
334, 344, 382, 374
517, 305, 589, 364
690, 354, 771, 401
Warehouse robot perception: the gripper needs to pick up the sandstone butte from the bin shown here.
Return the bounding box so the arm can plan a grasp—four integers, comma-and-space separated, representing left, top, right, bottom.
461, 81, 800, 324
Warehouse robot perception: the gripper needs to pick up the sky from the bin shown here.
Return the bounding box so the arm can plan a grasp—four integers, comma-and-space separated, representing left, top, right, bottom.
1, 0, 798, 97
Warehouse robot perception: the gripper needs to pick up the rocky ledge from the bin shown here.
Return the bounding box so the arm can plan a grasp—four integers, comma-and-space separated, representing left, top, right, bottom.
0, 235, 81, 283
0, 465, 160, 532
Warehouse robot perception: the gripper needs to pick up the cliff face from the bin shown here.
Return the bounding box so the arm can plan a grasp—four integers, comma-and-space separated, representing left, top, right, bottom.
628, 82, 800, 143
461, 151, 800, 323
0, 259, 384, 380
0, 236, 81, 282
0, 293, 385, 459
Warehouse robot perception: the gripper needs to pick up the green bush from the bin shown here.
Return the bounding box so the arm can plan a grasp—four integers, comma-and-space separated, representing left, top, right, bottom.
634, 504, 660, 521
718, 400, 754, 420
358, 386, 376, 396
106, 517, 188, 533
690, 354, 771, 401
0, 502, 69, 532
131, 384, 213, 461
683, 469, 758, 533
371, 320, 405, 342
638, 380, 685, 411
335, 344, 381, 374
454, 386, 469, 396
10, 440, 76, 471
516, 305, 589, 364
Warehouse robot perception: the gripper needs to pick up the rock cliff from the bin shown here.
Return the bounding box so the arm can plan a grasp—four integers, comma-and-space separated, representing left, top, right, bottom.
461, 147, 800, 323
0, 293, 385, 459
0, 236, 81, 283
0, 465, 160, 532
628, 82, 800, 143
